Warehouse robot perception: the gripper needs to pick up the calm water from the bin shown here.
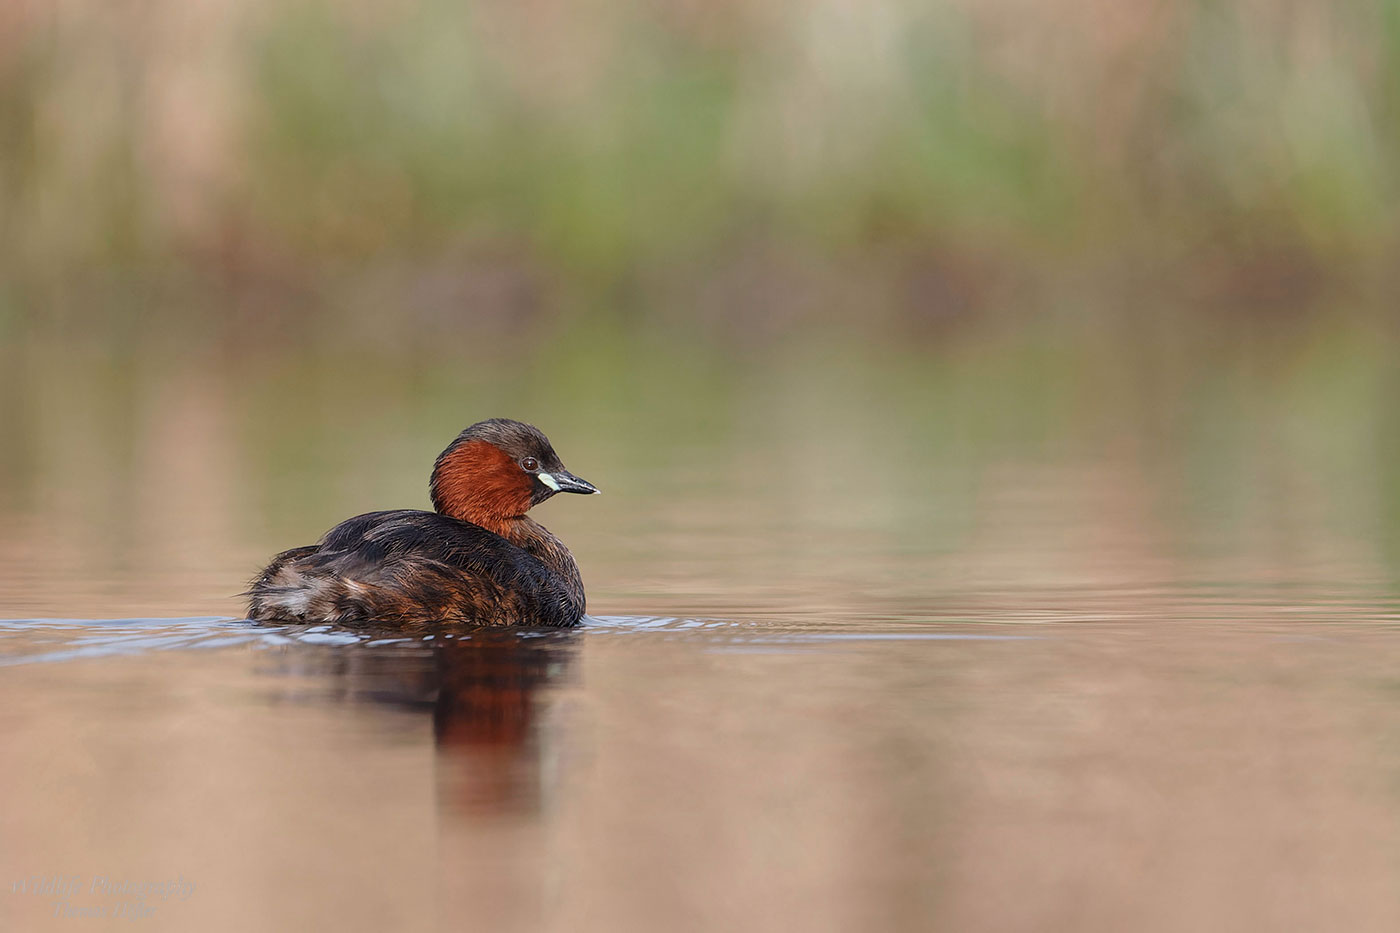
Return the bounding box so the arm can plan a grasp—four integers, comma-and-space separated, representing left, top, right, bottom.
5, 340, 1400, 931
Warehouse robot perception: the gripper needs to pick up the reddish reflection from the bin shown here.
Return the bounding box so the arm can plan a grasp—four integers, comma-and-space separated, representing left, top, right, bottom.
258, 627, 577, 816
430, 632, 575, 814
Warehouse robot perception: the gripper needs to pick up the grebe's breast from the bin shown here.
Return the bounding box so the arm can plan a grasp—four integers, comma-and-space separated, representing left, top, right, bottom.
248, 510, 583, 627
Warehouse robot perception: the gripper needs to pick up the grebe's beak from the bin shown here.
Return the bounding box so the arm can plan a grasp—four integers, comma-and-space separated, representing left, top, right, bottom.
538, 470, 599, 495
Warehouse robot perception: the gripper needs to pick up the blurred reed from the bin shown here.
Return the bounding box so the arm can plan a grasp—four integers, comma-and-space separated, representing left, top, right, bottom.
1, 0, 1397, 351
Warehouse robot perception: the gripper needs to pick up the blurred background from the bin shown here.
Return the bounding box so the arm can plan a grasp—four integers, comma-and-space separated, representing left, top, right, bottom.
9, 6, 1400, 932
2, 0, 1399, 616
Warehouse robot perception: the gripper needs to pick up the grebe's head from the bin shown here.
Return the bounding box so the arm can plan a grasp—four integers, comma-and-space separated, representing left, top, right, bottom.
429, 418, 598, 530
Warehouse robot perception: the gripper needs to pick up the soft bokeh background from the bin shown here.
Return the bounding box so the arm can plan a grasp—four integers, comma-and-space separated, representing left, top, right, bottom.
4, 0, 1400, 619
8, 6, 1400, 933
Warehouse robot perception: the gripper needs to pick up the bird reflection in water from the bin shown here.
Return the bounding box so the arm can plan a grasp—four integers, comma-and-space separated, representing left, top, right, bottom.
261, 625, 578, 816
430, 630, 576, 814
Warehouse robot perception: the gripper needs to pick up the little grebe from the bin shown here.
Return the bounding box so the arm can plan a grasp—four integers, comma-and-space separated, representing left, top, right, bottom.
247, 418, 598, 627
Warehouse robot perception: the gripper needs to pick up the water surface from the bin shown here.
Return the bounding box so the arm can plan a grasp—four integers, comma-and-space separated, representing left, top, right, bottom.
5, 344, 1400, 931
6, 594, 1400, 932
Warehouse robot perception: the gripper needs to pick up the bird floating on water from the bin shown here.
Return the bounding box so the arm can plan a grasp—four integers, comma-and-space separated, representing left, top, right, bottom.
247, 419, 598, 627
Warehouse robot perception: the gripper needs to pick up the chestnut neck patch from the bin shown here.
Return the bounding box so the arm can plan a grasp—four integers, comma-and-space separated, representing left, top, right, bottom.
430, 440, 534, 536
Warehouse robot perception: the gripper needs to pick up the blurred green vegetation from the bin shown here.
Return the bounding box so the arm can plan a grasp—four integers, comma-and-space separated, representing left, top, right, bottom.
1, 0, 1397, 351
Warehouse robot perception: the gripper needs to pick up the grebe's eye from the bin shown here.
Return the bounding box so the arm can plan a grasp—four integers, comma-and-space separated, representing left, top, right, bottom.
520, 457, 539, 472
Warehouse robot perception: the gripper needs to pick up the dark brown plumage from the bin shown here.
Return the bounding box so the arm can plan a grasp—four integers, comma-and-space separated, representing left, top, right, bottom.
246, 419, 598, 627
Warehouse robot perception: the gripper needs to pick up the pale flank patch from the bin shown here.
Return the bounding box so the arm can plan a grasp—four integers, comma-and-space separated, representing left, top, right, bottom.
281, 588, 312, 616
537, 472, 561, 491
